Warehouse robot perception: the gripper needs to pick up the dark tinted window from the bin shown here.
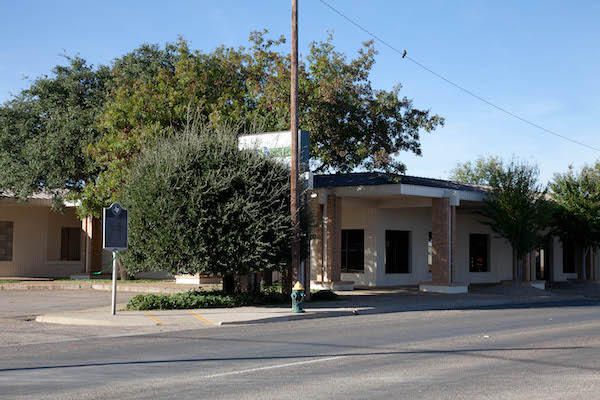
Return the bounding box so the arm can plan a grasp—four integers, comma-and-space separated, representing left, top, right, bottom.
469, 234, 489, 272
341, 230, 364, 272
0, 221, 13, 261
386, 230, 410, 273
61, 227, 81, 261
562, 241, 576, 273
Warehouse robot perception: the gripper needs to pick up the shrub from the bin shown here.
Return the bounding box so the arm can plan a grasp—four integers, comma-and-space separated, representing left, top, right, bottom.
310, 289, 339, 301
121, 122, 310, 293
125, 290, 287, 310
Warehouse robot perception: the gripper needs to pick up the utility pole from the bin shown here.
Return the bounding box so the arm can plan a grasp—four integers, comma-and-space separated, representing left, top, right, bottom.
288, 0, 300, 294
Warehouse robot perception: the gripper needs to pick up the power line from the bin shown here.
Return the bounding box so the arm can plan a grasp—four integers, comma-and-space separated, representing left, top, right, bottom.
319, 0, 600, 153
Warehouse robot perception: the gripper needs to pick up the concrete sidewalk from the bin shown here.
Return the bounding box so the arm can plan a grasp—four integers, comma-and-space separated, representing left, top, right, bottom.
35, 304, 369, 327
34, 284, 600, 328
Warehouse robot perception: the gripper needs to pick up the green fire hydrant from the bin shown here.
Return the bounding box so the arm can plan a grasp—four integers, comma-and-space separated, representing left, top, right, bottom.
291, 281, 306, 313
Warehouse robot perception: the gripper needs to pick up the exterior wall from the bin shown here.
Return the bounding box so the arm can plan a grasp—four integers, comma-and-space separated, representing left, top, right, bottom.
454, 210, 513, 284
374, 206, 432, 286
332, 201, 515, 287
308, 190, 600, 287
550, 236, 581, 282
339, 198, 378, 286
0, 204, 84, 277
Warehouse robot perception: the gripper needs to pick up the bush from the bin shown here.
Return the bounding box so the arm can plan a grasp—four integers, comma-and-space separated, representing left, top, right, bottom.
310, 289, 339, 301
125, 290, 289, 311
121, 123, 310, 293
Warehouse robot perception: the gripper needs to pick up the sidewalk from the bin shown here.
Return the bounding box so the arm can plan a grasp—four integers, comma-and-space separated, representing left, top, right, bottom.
34, 283, 600, 328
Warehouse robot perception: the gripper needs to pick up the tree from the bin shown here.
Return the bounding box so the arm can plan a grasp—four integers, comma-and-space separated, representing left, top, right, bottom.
81, 32, 444, 215
0, 57, 111, 202
479, 159, 550, 281
449, 155, 503, 185
0, 45, 178, 206
549, 163, 600, 280
121, 121, 306, 294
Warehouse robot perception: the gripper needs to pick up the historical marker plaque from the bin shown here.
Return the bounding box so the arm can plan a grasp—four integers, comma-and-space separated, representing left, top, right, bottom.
103, 203, 128, 251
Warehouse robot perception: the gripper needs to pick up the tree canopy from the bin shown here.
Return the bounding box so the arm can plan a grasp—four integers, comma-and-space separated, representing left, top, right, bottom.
549, 162, 600, 279
0, 31, 444, 216
449, 155, 503, 185
479, 159, 550, 281
0, 57, 111, 201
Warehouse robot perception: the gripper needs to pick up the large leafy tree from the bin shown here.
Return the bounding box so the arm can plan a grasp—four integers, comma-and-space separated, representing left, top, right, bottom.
549, 162, 600, 280
81, 31, 444, 215
0, 45, 178, 205
479, 160, 550, 281
449, 155, 503, 185
0, 57, 111, 201
121, 122, 304, 293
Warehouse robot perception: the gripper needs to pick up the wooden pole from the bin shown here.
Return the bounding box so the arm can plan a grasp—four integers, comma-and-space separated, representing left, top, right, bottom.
288, 0, 300, 294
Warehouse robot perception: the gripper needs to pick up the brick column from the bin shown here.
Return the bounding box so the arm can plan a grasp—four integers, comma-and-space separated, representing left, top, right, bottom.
80, 218, 88, 273
432, 198, 451, 283
326, 195, 342, 282
310, 199, 324, 282
89, 216, 104, 273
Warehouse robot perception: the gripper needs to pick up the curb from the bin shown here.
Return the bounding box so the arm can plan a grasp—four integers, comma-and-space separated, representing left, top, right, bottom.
0, 283, 186, 294
35, 314, 158, 327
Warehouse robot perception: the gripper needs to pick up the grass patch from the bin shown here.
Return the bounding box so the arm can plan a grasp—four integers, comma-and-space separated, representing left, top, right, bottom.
55, 279, 176, 284
125, 290, 289, 311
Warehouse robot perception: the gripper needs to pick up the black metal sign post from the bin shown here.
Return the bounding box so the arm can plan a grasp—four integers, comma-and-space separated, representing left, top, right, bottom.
102, 203, 128, 315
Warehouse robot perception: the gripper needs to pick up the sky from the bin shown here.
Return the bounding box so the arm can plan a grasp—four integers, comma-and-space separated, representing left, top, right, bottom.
1, 0, 599, 184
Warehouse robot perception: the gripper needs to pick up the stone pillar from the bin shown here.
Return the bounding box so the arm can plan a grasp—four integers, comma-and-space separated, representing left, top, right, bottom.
431, 198, 450, 283
326, 195, 342, 283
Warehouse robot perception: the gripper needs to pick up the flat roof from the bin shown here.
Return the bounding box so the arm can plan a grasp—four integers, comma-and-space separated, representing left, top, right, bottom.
313, 172, 486, 193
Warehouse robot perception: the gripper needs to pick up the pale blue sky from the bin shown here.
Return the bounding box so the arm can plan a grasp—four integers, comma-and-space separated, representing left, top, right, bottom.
1, 0, 599, 183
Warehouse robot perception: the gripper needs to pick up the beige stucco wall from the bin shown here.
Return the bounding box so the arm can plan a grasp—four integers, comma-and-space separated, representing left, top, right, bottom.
325, 197, 516, 287
0, 203, 83, 277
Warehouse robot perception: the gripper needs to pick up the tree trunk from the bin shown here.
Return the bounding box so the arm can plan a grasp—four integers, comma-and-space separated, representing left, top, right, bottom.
223, 274, 236, 294
512, 247, 519, 282
582, 247, 589, 281
117, 257, 129, 281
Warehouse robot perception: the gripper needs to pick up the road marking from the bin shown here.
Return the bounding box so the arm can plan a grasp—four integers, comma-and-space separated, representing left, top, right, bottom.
188, 311, 216, 325
202, 356, 346, 378
143, 312, 163, 325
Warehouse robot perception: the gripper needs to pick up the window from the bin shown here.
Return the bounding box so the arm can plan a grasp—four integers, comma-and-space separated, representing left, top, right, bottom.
61, 227, 81, 261
469, 234, 489, 272
386, 230, 410, 274
427, 232, 433, 272
0, 221, 13, 261
562, 241, 575, 273
341, 229, 364, 272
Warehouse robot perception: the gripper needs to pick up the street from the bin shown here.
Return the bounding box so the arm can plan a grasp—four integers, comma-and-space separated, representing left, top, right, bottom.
1, 291, 600, 399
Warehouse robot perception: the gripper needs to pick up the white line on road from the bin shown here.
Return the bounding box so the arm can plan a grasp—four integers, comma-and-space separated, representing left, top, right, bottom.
202, 356, 346, 379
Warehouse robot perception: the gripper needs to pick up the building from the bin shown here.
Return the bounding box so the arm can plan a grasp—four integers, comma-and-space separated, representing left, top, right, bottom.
1, 172, 597, 290
308, 172, 597, 293
0, 193, 86, 277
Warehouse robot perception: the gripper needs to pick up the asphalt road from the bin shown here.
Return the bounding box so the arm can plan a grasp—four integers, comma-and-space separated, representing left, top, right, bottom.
1, 293, 600, 399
